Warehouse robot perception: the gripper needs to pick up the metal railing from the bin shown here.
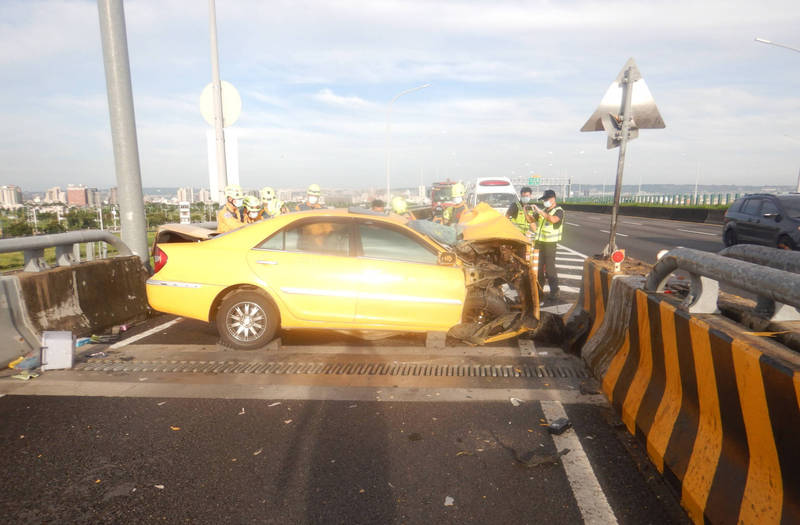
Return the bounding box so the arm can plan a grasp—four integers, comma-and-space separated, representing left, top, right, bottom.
645, 247, 800, 321
0, 230, 133, 272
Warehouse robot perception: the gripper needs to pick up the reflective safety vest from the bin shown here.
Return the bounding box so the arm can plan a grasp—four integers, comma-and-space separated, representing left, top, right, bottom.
217, 204, 244, 233
443, 203, 467, 225
535, 206, 564, 243
263, 199, 286, 218
509, 202, 530, 235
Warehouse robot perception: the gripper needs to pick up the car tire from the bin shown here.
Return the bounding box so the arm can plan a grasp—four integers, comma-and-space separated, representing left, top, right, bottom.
723, 227, 737, 247
216, 290, 279, 350
777, 235, 797, 251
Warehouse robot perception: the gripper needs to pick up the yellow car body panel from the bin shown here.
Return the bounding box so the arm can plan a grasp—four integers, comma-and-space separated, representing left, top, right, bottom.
458, 202, 529, 244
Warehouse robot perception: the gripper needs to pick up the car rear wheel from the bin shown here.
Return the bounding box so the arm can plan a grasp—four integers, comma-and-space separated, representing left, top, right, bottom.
777, 235, 796, 251
216, 291, 279, 350
723, 227, 737, 247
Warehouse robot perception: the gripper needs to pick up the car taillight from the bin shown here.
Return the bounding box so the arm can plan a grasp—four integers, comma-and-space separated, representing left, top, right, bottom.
153, 246, 168, 273
479, 180, 510, 186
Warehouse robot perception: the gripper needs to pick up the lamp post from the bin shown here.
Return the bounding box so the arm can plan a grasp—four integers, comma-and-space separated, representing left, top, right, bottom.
755, 37, 800, 191
386, 83, 430, 200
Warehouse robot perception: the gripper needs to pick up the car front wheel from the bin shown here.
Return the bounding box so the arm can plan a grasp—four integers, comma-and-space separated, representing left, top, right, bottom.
723, 227, 737, 247
777, 235, 797, 251
216, 291, 279, 350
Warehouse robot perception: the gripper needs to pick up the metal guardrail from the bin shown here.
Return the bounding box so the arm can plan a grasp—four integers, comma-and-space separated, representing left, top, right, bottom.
0, 230, 133, 272
645, 247, 800, 321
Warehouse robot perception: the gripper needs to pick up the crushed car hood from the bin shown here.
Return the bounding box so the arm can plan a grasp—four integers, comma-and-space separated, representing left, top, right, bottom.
457, 202, 528, 245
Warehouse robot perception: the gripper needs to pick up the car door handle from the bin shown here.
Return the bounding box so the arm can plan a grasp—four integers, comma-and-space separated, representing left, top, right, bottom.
257, 260, 278, 265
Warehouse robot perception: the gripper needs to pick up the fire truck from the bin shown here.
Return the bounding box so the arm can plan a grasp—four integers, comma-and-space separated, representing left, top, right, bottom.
430, 181, 457, 222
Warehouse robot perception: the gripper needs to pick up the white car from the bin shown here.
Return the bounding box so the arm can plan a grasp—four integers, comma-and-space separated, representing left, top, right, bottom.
469, 177, 519, 216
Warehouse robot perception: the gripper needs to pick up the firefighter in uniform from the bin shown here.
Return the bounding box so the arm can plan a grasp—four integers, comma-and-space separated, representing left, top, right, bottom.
530, 189, 564, 304
243, 195, 265, 224
391, 196, 416, 220
260, 186, 288, 218
217, 184, 244, 232
295, 184, 323, 211
442, 182, 468, 226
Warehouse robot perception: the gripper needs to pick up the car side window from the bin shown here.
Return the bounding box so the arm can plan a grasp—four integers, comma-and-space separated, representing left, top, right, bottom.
740, 198, 761, 217
358, 222, 438, 265
761, 200, 779, 216
284, 221, 351, 256
256, 231, 284, 250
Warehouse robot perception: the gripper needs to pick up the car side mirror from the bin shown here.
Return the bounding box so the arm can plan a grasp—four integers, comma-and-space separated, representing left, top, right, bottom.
438, 251, 457, 266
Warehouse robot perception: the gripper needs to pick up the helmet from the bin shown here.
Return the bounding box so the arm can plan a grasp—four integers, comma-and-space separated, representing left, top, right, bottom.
260, 186, 275, 203
224, 184, 243, 200
391, 196, 408, 214
307, 184, 321, 197
243, 195, 261, 211
451, 182, 466, 198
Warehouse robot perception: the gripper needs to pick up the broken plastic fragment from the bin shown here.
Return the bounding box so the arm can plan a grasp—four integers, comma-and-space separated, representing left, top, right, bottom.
284, 419, 293, 424
154, 484, 165, 490
267, 402, 281, 407
170, 426, 180, 431
444, 496, 454, 506
509, 397, 522, 407
238, 408, 246, 415
253, 448, 263, 456
547, 417, 572, 435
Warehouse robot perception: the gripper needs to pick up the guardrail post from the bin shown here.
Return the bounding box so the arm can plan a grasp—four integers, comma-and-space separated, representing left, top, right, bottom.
73, 243, 81, 263
55, 244, 75, 267
688, 276, 720, 313
86, 242, 95, 261
23, 249, 46, 272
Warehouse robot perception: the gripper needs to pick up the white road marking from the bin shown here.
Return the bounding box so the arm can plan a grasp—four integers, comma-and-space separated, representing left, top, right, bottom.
542, 285, 580, 293
600, 230, 629, 237
622, 221, 642, 225
677, 228, 718, 237
558, 274, 583, 281
556, 244, 589, 259
566, 222, 581, 227
556, 264, 584, 270
109, 318, 184, 349
541, 400, 618, 525
557, 257, 586, 263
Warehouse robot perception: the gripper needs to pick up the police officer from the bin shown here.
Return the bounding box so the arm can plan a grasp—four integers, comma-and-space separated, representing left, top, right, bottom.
443, 183, 468, 226
260, 186, 288, 218
295, 184, 323, 211
506, 186, 537, 240
391, 196, 416, 219
217, 184, 244, 232
530, 189, 565, 304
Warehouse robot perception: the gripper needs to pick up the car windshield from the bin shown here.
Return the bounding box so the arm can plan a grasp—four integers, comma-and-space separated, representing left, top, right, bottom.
778, 196, 800, 218
432, 187, 452, 202
406, 219, 458, 247
477, 193, 516, 208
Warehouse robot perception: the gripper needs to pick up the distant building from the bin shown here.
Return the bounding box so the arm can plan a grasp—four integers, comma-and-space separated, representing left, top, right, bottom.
177, 187, 194, 203
67, 184, 88, 207
87, 188, 101, 207
45, 186, 66, 203
108, 187, 118, 205
197, 188, 212, 203
0, 185, 23, 208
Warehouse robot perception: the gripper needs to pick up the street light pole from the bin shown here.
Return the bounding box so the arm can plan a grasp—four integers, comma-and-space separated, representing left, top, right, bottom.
386, 83, 430, 200
209, 0, 228, 205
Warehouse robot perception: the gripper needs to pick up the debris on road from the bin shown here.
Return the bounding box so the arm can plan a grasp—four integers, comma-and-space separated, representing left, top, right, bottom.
253, 448, 263, 456
509, 397, 522, 407
11, 370, 39, 381
267, 402, 281, 407
170, 426, 181, 431
154, 484, 164, 490
456, 451, 474, 457
515, 449, 571, 468
547, 417, 572, 435
89, 351, 107, 358
238, 408, 246, 415
408, 433, 423, 441
157, 401, 167, 406
284, 419, 293, 424
444, 496, 454, 506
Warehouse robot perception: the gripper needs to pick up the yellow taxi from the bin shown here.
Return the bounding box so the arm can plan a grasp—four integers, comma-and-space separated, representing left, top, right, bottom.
146, 204, 538, 349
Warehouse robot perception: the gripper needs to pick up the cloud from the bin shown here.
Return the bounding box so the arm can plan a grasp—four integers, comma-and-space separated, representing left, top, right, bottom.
313, 88, 375, 109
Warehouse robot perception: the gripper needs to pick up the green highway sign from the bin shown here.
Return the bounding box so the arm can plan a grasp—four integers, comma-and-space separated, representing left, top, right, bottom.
528, 175, 541, 186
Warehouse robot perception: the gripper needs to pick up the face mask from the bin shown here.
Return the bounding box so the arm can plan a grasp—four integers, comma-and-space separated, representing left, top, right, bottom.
544, 199, 554, 208
308, 196, 319, 205
452, 196, 463, 204
233, 198, 243, 207
264, 196, 273, 202
521, 196, 531, 204
248, 211, 259, 219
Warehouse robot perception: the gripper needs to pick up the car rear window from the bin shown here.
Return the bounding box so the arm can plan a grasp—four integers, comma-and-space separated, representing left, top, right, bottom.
258, 221, 351, 256
740, 198, 761, 217
778, 196, 800, 218
477, 193, 517, 208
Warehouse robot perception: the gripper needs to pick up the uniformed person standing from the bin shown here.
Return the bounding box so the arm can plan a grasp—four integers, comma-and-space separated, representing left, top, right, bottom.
506, 186, 537, 241
260, 187, 288, 218
295, 184, 323, 211
530, 189, 564, 304
443, 183, 468, 226
216, 185, 244, 233
391, 196, 416, 220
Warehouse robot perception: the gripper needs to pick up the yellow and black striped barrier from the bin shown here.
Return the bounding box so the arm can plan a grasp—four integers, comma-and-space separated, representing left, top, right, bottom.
564, 258, 616, 353
582, 276, 800, 524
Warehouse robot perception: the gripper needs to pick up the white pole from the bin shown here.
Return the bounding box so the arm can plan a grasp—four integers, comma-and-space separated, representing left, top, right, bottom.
386, 84, 430, 201
208, 0, 227, 205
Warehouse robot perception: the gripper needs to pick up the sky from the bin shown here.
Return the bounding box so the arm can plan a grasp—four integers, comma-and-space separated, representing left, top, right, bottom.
1, 0, 799, 192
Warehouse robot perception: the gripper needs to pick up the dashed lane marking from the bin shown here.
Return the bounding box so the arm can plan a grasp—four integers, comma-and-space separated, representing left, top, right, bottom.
676, 228, 718, 236
566, 222, 581, 227
600, 230, 629, 237
542, 285, 580, 294
109, 318, 184, 349
556, 264, 584, 270
541, 400, 618, 525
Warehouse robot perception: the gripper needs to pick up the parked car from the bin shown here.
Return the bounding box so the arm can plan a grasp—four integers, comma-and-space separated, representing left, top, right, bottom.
723, 193, 800, 250
147, 204, 539, 349
468, 177, 518, 216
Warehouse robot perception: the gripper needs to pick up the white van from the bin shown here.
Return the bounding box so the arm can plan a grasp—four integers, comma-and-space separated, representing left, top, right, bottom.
469, 177, 519, 215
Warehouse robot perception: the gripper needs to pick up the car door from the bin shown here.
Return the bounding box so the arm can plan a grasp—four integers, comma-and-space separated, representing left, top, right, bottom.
752, 198, 782, 246
246, 218, 358, 323
735, 198, 762, 242
353, 220, 465, 329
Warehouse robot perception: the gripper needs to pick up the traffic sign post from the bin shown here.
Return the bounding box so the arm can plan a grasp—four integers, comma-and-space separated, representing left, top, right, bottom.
581, 58, 665, 257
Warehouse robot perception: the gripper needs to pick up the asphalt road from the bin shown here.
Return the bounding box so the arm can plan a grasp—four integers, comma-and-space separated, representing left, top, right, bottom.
0, 395, 686, 524
560, 211, 723, 263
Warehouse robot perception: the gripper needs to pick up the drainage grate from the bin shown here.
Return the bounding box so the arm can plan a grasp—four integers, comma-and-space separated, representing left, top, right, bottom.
74, 359, 588, 379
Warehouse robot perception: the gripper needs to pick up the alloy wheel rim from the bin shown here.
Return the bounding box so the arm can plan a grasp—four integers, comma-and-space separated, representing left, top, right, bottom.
226, 301, 267, 342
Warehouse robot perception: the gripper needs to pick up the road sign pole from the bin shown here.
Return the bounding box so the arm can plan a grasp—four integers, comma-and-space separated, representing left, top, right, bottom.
97, 0, 149, 269
208, 0, 228, 205
605, 65, 635, 256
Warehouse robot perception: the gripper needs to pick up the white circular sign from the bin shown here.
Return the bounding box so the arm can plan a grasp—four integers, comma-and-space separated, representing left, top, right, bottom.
200, 80, 242, 128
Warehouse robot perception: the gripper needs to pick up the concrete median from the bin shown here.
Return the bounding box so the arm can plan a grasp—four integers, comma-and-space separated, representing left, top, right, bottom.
580, 272, 800, 524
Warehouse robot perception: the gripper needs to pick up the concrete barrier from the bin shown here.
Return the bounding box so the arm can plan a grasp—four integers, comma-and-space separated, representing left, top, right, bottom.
582, 275, 800, 524
561, 204, 727, 225
563, 258, 617, 353
0, 256, 150, 365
